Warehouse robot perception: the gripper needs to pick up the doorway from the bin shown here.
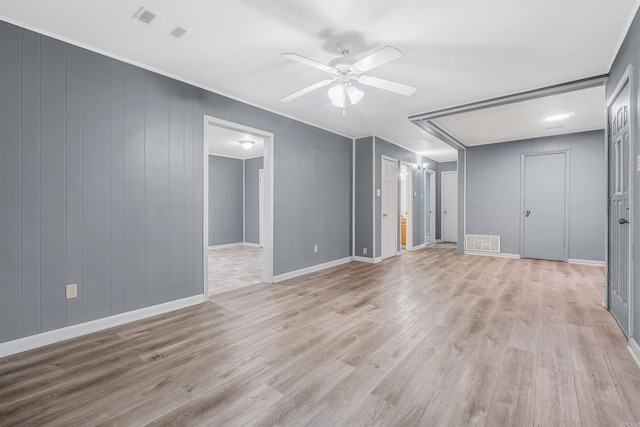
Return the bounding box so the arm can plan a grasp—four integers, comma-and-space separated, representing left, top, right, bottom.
607, 70, 633, 337
441, 171, 458, 243
425, 169, 435, 243
520, 152, 568, 262
203, 116, 274, 297
400, 163, 412, 251
381, 156, 398, 259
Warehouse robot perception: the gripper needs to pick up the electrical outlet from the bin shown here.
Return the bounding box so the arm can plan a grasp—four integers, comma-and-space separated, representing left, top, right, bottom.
363, 248, 368, 255
314, 244, 318, 253
66, 284, 77, 299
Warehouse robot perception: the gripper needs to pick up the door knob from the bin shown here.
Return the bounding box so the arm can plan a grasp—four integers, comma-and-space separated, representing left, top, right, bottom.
383, 213, 388, 218
619, 218, 629, 224
525, 210, 531, 217
444, 211, 447, 214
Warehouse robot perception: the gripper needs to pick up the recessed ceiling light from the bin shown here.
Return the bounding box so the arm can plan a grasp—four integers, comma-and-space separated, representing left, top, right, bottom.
239, 140, 255, 150
544, 112, 574, 122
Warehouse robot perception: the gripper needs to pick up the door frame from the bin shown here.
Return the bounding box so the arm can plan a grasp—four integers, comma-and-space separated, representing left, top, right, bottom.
381, 155, 398, 259
203, 116, 274, 299
400, 162, 413, 251
440, 170, 457, 243
519, 150, 570, 262
426, 168, 436, 243
605, 65, 635, 338
258, 168, 264, 247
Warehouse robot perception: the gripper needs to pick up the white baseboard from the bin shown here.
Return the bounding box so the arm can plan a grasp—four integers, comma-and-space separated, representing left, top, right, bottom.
464, 251, 520, 259
568, 259, 605, 267
209, 242, 261, 250
353, 256, 383, 264
412, 243, 426, 250
629, 339, 640, 371
0, 294, 206, 358
209, 242, 243, 250
273, 257, 352, 282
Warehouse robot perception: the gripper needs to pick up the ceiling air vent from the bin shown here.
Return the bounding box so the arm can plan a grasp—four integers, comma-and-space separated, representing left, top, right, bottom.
132, 7, 188, 39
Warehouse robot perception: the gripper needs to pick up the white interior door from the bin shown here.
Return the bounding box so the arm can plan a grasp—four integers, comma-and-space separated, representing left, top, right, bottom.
381, 157, 398, 259
441, 171, 458, 243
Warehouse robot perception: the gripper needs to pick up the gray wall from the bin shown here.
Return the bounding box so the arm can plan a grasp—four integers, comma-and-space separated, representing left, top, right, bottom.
435, 161, 458, 240
374, 137, 436, 257
608, 8, 640, 344
465, 130, 606, 260
0, 21, 352, 344
208, 155, 243, 246
354, 137, 374, 258
244, 156, 264, 245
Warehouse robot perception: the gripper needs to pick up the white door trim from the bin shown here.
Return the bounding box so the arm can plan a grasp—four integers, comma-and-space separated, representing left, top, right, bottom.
381, 155, 398, 259
401, 162, 413, 251
203, 116, 274, 300
258, 168, 264, 247
441, 170, 457, 243
426, 168, 436, 243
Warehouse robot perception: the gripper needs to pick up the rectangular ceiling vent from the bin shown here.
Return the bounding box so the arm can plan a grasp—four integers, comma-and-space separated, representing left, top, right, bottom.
133, 7, 188, 39
465, 234, 500, 253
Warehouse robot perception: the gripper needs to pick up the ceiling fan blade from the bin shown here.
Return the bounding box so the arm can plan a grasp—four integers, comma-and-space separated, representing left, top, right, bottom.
357, 75, 416, 96
282, 53, 335, 73
353, 46, 403, 72
280, 79, 336, 102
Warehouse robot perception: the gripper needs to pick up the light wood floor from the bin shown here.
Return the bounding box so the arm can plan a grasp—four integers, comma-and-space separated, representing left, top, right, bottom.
2, 247, 640, 426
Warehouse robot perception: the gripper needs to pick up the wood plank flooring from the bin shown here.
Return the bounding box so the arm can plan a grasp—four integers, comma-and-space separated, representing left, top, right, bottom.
2, 247, 640, 426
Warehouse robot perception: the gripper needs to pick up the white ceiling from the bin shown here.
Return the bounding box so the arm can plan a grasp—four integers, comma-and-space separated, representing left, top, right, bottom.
434, 86, 606, 147
1, 0, 637, 161
207, 124, 264, 159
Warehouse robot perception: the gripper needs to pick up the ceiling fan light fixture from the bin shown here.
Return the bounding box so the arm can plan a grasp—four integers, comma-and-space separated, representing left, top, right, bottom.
239, 140, 255, 150
328, 83, 363, 108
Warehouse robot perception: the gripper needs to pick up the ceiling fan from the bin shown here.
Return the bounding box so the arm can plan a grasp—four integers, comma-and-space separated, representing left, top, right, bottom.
280, 40, 416, 115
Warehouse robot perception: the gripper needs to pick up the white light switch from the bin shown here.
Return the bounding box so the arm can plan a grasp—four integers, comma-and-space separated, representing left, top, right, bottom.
637, 155, 640, 172
376, 189, 381, 197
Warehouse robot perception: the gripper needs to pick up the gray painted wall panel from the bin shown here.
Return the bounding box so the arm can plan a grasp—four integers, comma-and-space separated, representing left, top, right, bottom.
169, 80, 186, 300
39, 37, 67, 332
608, 8, 640, 340
0, 23, 23, 342
244, 156, 264, 245
0, 20, 352, 344
123, 65, 147, 312
65, 45, 83, 325
20, 30, 41, 336
354, 137, 373, 258
209, 155, 244, 245
435, 161, 457, 241
466, 131, 605, 260
81, 51, 112, 323
145, 73, 172, 307
192, 92, 206, 295
182, 85, 196, 298
109, 59, 125, 315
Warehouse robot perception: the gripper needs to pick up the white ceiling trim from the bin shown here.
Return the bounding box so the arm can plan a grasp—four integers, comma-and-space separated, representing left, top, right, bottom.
0, 14, 354, 141
607, 0, 640, 70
